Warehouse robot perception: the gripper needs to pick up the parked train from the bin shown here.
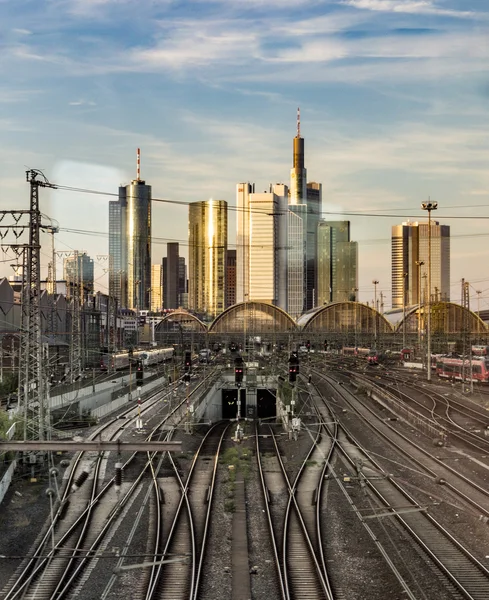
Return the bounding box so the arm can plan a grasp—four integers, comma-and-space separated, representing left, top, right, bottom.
101, 347, 174, 371
342, 347, 371, 357
436, 355, 489, 383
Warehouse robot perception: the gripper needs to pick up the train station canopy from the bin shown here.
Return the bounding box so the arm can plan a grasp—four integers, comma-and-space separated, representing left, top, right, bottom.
156, 310, 208, 333
209, 302, 297, 334
297, 302, 393, 334
388, 302, 487, 334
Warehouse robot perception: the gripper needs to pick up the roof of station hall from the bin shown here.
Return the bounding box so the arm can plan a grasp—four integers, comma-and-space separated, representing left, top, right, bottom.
296, 301, 382, 325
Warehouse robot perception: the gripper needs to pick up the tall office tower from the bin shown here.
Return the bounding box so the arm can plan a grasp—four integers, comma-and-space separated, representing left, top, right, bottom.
391, 221, 450, 308
317, 221, 358, 304
64, 252, 95, 298
236, 182, 253, 303
109, 197, 126, 305
306, 182, 322, 308
150, 264, 162, 312
226, 249, 237, 308
178, 256, 187, 308
109, 149, 151, 310
287, 209, 304, 318
188, 199, 228, 318
246, 186, 288, 309
289, 109, 322, 312
163, 242, 180, 309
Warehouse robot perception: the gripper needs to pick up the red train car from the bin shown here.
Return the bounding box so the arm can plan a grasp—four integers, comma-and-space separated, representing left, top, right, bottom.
436, 356, 489, 383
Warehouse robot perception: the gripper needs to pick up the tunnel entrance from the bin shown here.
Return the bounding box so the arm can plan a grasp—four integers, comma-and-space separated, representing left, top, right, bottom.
256, 388, 276, 420
222, 388, 246, 419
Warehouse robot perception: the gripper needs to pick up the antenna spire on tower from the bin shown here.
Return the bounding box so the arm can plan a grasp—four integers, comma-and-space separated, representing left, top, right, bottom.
297, 107, 301, 137
137, 147, 141, 181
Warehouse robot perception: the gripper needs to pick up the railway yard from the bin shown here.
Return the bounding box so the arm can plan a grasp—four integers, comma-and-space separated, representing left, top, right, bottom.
1, 352, 489, 600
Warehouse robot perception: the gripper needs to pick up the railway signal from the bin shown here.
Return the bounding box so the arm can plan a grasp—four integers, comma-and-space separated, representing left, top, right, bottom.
288, 352, 299, 384
136, 360, 144, 382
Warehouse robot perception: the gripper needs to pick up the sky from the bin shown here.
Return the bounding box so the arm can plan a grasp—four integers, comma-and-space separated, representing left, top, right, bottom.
0, 0, 488, 310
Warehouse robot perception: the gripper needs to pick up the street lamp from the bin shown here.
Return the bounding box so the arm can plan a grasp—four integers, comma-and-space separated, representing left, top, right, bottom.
476, 290, 482, 342
402, 272, 408, 350
415, 260, 425, 356
372, 280, 379, 346
421, 200, 438, 381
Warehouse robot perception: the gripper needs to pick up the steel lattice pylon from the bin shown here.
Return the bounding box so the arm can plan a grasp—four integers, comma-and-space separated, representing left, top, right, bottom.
19, 171, 54, 440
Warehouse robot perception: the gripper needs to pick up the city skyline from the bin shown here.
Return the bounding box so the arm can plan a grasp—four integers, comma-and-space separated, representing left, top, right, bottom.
1, 1, 488, 310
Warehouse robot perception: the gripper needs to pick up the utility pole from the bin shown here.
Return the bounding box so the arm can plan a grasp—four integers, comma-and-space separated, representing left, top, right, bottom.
8, 171, 57, 440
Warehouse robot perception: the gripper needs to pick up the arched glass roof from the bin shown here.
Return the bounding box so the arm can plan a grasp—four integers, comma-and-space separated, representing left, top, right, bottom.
209, 302, 297, 334
395, 302, 488, 334
299, 301, 393, 334
156, 310, 207, 333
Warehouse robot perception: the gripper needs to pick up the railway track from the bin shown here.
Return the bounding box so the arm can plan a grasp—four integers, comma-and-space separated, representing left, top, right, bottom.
315, 370, 489, 599
256, 421, 332, 599
144, 421, 230, 600
1, 375, 214, 600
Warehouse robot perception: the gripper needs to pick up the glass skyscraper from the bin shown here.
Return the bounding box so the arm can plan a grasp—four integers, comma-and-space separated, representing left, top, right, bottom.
317, 221, 358, 304
109, 168, 152, 311
188, 199, 227, 318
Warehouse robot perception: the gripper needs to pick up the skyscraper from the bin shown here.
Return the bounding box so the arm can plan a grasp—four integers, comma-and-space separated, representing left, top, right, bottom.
109, 149, 151, 311
392, 221, 450, 308
248, 186, 288, 308
289, 109, 322, 311
163, 242, 180, 309
188, 199, 227, 318
317, 221, 358, 304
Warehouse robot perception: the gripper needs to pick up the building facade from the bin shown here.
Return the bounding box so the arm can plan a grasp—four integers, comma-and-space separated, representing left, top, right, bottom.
236, 182, 253, 303
391, 221, 450, 308
150, 264, 162, 312
163, 242, 180, 309
226, 249, 237, 308
63, 252, 95, 299
317, 221, 358, 304
188, 199, 228, 318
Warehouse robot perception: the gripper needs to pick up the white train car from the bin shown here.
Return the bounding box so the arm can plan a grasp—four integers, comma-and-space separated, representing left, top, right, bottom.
101, 347, 174, 371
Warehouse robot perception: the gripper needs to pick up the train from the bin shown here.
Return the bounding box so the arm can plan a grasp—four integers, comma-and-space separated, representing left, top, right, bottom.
436, 355, 489, 383
101, 347, 174, 371
342, 347, 371, 357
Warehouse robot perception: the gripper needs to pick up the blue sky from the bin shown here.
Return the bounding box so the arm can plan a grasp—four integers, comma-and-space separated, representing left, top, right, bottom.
1, 0, 488, 309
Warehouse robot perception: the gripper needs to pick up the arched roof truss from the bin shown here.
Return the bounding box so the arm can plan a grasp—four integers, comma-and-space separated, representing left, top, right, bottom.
209, 302, 297, 334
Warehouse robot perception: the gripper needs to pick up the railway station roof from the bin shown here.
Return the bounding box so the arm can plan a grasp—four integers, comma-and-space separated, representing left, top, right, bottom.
298, 301, 394, 334
209, 302, 297, 333
392, 302, 488, 334
156, 310, 208, 332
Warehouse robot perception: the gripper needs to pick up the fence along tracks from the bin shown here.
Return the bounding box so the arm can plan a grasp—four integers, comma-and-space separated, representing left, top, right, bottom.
315, 370, 489, 599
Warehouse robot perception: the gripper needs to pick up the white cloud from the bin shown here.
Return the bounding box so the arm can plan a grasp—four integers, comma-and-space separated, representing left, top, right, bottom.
69, 99, 97, 106
12, 28, 32, 35
340, 0, 477, 18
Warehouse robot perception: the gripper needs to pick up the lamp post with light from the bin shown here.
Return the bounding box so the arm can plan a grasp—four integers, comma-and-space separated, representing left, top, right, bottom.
421, 200, 438, 381
372, 280, 379, 347
415, 260, 425, 357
